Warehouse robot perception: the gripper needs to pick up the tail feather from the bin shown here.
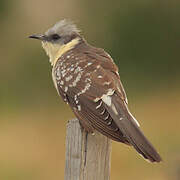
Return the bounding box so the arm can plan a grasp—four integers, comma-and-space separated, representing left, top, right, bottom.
105, 94, 162, 163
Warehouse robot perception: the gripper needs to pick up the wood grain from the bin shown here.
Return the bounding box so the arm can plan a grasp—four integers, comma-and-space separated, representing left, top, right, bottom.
65, 119, 112, 180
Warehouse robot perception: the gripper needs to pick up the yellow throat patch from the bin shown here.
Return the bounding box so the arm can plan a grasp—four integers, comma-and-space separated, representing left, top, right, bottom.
42, 37, 80, 66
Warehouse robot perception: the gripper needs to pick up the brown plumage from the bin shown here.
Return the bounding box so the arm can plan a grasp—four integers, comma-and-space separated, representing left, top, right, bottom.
29, 19, 162, 163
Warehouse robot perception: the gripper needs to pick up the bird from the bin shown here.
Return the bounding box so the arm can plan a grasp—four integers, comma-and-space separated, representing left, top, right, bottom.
29, 19, 162, 163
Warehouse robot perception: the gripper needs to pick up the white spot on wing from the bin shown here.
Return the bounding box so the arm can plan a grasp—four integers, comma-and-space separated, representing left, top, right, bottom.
69, 73, 82, 87
85, 78, 91, 83
77, 105, 81, 111
77, 82, 91, 96
100, 108, 105, 115
107, 119, 112, 125
96, 101, 102, 109
87, 62, 93, 66
64, 86, 68, 92
101, 89, 114, 106
74, 66, 83, 74
85, 72, 91, 76
74, 95, 77, 101
102, 95, 112, 106
56, 70, 61, 80
106, 89, 115, 96
70, 67, 74, 71
103, 81, 111, 85
94, 97, 101, 102
104, 114, 109, 120
60, 81, 64, 85
65, 75, 73, 81
61, 69, 67, 77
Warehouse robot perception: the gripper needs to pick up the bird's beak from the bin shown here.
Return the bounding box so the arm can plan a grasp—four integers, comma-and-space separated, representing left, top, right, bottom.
29, 34, 47, 41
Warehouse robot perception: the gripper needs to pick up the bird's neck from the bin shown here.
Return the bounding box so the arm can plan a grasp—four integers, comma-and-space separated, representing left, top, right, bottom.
42, 37, 81, 66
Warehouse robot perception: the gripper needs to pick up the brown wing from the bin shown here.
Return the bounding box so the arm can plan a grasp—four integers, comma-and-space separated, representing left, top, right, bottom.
53, 43, 161, 162
69, 65, 130, 144
84, 48, 161, 162
84, 47, 128, 104
53, 46, 129, 144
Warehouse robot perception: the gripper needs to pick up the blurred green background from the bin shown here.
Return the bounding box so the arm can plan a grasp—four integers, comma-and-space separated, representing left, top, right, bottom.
0, 0, 180, 179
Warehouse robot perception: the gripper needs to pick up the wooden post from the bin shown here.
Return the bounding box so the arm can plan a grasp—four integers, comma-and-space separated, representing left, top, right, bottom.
65, 119, 112, 180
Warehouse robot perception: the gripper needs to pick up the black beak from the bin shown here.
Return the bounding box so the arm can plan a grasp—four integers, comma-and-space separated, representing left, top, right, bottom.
29, 34, 47, 40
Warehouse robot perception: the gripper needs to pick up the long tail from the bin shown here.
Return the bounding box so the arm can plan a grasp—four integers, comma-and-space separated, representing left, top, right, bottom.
104, 93, 162, 163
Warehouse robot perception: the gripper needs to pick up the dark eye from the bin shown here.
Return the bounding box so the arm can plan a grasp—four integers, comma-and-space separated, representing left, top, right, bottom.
51, 34, 61, 40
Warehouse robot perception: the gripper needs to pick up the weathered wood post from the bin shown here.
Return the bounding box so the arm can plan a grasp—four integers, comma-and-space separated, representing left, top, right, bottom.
65, 119, 112, 180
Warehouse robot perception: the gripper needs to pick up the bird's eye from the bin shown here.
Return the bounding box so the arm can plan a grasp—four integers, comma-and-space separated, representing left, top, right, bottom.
51, 34, 61, 40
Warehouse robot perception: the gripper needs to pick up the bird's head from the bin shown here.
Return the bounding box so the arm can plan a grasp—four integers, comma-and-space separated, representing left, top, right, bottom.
29, 19, 81, 65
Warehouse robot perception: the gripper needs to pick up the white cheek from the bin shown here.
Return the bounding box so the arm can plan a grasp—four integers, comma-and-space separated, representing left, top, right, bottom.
41, 38, 80, 66
42, 42, 61, 64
